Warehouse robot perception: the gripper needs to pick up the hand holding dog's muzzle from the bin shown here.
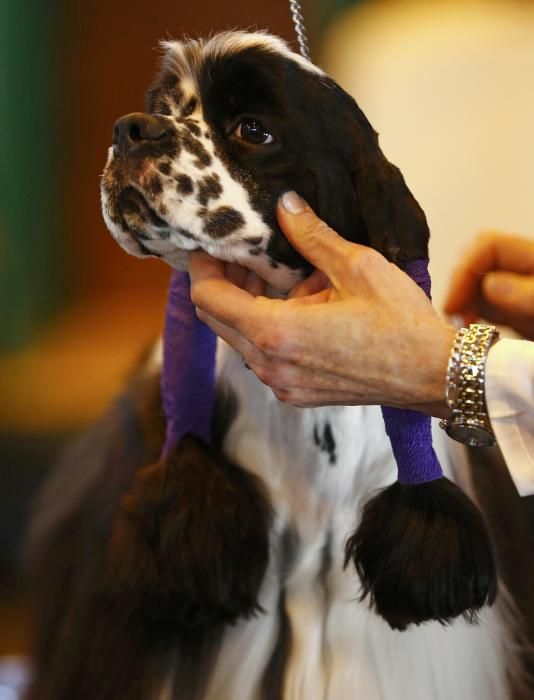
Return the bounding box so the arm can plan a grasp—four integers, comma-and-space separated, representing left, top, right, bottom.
190, 193, 454, 415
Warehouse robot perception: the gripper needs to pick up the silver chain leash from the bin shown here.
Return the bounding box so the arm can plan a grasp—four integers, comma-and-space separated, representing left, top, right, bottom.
288, 0, 311, 61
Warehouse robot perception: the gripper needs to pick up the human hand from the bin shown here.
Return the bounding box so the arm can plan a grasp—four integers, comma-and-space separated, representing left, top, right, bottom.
190, 193, 455, 415
444, 232, 534, 340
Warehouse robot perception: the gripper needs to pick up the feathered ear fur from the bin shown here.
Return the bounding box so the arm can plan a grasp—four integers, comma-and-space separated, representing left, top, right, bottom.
347, 99, 430, 264
103, 434, 272, 646
345, 480, 497, 630
312, 80, 430, 265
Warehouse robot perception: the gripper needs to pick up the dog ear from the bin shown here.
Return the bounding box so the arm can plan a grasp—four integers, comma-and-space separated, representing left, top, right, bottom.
313, 81, 430, 265
347, 97, 430, 264
103, 434, 272, 646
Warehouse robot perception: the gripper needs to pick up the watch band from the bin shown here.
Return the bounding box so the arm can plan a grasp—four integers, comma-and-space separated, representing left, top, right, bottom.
440, 323, 499, 447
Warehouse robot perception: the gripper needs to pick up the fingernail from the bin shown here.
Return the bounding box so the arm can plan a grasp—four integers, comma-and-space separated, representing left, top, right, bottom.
280, 191, 305, 215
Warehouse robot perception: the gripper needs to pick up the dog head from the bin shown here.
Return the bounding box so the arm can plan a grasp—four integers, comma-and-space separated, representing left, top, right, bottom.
101, 31, 429, 291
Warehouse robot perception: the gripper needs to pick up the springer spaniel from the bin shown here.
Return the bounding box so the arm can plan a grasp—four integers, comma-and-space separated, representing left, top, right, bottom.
26, 31, 527, 700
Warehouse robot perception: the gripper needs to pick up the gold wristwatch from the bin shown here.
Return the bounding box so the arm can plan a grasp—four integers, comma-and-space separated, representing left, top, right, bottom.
439, 323, 500, 448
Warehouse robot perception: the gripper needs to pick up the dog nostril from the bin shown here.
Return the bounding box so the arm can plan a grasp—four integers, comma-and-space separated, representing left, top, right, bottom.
129, 123, 143, 142
112, 113, 170, 156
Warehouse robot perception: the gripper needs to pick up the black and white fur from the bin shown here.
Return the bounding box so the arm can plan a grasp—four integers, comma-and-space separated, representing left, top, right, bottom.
28, 31, 525, 700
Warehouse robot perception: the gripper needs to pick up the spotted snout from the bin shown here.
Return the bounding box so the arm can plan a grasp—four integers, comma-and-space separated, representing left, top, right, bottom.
101, 92, 306, 291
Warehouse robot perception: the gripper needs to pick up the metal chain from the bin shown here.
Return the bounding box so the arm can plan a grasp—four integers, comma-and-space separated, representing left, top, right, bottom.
288, 0, 311, 61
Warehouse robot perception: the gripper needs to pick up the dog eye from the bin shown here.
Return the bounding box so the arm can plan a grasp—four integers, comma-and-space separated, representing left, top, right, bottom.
234, 118, 274, 145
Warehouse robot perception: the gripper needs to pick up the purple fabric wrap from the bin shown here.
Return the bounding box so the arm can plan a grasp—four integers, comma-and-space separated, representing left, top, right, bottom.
160, 270, 217, 459
380, 259, 443, 485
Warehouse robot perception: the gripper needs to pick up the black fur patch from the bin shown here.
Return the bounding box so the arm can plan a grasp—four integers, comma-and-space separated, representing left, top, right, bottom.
197, 173, 223, 206
324, 423, 336, 465
162, 72, 182, 101
158, 161, 172, 176
182, 130, 212, 168
197, 44, 429, 270
176, 174, 194, 195
119, 186, 167, 229
313, 422, 337, 465
182, 96, 198, 118
146, 71, 183, 113
176, 227, 198, 241
145, 175, 163, 196
184, 119, 202, 136
345, 479, 497, 630
104, 434, 272, 637
134, 228, 153, 241
138, 241, 161, 257
204, 206, 244, 238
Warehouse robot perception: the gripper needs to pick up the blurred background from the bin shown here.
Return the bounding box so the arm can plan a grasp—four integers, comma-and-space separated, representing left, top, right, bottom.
1, 0, 534, 684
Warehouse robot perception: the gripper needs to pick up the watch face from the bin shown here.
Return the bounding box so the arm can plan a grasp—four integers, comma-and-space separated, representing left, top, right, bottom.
446, 421, 496, 448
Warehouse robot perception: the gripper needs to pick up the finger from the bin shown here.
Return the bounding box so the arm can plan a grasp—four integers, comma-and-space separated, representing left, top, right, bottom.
288, 269, 330, 299
244, 270, 266, 296
196, 308, 258, 362
271, 386, 365, 407
189, 250, 225, 275
276, 192, 364, 284
470, 298, 534, 339
189, 251, 258, 330
224, 261, 250, 288
196, 309, 346, 394
482, 271, 534, 317
287, 288, 332, 306
444, 232, 534, 314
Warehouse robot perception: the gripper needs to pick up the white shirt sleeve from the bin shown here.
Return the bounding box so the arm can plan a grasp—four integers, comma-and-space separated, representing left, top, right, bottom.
485, 338, 534, 496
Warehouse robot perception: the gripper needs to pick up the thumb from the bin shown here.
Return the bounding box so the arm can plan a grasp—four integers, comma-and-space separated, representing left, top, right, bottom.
483, 271, 534, 316
276, 191, 357, 282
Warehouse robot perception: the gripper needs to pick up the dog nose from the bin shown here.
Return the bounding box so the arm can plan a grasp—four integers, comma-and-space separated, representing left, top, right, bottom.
112, 113, 170, 157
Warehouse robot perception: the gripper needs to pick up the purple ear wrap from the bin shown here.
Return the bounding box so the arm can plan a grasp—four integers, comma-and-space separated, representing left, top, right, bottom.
161, 270, 217, 459
161, 262, 497, 631
381, 260, 443, 486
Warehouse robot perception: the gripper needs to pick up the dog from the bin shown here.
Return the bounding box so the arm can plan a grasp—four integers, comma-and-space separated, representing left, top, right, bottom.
26, 31, 526, 700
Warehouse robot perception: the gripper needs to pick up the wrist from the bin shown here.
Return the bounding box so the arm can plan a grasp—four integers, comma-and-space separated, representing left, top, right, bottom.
407, 322, 456, 418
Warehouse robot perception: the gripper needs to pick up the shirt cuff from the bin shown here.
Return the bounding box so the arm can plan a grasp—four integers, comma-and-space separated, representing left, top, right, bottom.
485, 338, 534, 496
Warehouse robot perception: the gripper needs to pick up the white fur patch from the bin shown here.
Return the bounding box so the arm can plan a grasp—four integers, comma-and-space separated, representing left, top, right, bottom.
162, 30, 325, 82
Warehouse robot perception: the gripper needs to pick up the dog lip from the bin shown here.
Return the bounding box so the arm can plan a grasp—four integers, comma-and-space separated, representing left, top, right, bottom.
118, 186, 168, 231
